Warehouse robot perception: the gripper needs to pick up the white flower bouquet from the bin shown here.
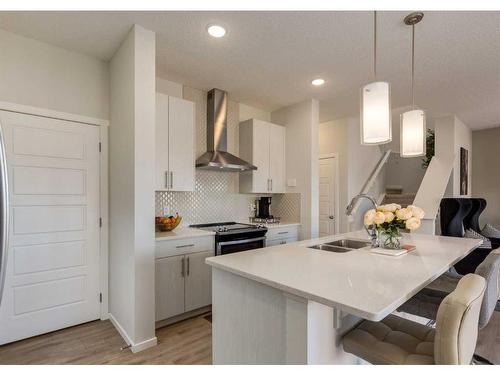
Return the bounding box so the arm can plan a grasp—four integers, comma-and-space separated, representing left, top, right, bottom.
364, 204, 425, 249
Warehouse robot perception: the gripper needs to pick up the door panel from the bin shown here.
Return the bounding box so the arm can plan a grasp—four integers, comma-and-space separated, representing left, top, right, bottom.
251, 120, 270, 193
269, 124, 285, 193
155, 93, 170, 191
319, 157, 336, 237
0, 111, 100, 345
155, 255, 185, 321
185, 251, 212, 312
168, 96, 195, 192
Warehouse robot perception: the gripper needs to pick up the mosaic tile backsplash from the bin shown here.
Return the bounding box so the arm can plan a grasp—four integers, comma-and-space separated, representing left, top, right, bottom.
155, 170, 301, 225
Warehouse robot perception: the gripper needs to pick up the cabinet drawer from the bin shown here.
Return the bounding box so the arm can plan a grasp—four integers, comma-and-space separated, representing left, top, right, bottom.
266, 226, 299, 241
266, 236, 299, 247
156, 236, 215, 258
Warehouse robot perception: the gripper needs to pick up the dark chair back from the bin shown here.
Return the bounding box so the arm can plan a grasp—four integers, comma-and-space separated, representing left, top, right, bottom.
463, 198, 487, 232
440, 198, 472, 237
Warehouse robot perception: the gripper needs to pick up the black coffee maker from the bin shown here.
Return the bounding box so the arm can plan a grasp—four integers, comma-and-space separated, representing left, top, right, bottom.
256, 197, 272, 219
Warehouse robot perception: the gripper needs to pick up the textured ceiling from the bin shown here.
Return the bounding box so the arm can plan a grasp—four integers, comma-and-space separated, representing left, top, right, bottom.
0, 11, 499, 129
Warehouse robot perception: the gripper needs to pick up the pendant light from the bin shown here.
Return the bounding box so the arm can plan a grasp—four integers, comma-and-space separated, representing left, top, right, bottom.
400, 12, 426, 158
360, 11, 392, 145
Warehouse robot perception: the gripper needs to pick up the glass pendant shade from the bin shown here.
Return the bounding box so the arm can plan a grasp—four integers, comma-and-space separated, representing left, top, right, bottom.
400, 109, 426, 157
360, 81, 392, 145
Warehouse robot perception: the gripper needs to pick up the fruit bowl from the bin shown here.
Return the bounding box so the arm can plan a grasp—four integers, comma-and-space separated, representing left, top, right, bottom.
155, 215, 182, 232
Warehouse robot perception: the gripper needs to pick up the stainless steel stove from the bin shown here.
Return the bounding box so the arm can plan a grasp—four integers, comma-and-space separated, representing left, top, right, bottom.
190, 222, 267, 256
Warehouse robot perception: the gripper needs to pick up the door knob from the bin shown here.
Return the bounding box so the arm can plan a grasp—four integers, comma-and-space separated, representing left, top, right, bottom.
329, 215, 334, 220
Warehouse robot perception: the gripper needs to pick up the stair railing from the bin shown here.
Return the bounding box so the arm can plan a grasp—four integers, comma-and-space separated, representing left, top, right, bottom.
348, 149, 392, 217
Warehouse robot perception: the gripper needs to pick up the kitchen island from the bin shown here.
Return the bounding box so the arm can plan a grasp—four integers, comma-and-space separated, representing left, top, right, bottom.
206, 231, 482, 364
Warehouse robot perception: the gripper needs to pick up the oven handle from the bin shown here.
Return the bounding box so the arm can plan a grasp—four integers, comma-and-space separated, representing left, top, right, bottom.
216, 236, 267, 256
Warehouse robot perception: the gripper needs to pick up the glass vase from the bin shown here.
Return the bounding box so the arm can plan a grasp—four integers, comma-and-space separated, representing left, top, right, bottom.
378, 228, 402, 250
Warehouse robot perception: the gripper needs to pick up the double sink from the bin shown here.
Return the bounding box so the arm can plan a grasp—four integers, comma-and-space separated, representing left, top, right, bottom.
308, 239, 371, 253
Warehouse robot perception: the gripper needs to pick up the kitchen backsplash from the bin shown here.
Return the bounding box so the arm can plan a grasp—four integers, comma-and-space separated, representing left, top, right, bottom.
154, 85, 300, 225
155, 171, 301, 225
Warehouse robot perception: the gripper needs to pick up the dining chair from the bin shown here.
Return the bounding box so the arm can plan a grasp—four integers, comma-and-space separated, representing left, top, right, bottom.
342, 274, 486, 365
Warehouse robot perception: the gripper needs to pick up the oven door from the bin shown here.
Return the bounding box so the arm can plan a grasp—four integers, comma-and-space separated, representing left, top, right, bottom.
216, 236, 266, 256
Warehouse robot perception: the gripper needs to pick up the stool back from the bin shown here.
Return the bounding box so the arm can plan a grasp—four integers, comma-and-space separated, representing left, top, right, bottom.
434, 274, 486, 365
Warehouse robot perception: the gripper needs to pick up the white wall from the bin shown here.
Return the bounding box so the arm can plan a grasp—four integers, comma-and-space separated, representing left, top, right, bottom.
346, 118, 384, 231
0, 28, 109, 120
472, 127, 500, 228
384, 153, 426, 194
109, 25, 156, 352
435, 115, 472, 197
319, 117, 383, 232
272, 100, 319, 239
319, 119, 349, 233
239, 103, 271, 122
156, 77, 183, 98
452, 117, 472, 197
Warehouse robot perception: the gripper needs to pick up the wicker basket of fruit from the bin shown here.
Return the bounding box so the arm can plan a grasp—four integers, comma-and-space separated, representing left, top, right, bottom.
155, 213, 182, 232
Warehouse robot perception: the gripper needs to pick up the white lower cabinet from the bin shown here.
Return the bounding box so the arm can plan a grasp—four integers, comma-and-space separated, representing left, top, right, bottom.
155, 255, 186, 321
265, 225, 300, 247
185, 251, 213, 311
155, 250, 213, 322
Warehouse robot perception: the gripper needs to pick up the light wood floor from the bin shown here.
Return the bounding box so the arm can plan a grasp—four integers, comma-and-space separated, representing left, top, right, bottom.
0, 310, 499, 364
0, 313, 212, 364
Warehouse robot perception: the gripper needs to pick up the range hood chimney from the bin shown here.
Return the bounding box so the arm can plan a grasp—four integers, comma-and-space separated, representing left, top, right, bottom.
196, 88, 257, 171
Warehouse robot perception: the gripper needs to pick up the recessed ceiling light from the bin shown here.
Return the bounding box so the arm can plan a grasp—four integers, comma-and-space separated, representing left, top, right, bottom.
207, 25, 226, 38
311, 78, 325, 86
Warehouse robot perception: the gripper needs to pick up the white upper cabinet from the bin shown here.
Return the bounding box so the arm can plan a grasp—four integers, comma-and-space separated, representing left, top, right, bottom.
155, 93, 195, 191
239, 119, 286, 194
269, 123, 286, 193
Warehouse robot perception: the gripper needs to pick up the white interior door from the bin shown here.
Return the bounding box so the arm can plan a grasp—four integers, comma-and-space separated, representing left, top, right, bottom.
319, 157, 337, 237
0, 111, 101, 345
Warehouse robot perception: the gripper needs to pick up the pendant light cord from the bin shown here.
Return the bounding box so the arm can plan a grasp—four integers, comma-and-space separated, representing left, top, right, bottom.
373, 11, 377, 80
411, 23, 415, 109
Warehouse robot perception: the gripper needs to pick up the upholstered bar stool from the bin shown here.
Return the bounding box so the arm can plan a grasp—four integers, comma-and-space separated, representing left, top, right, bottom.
399, 249, 500, 329
343, 274, 486, 365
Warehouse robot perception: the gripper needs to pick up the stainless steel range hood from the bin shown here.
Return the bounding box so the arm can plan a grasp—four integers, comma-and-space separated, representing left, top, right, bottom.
196, 88, 257, 172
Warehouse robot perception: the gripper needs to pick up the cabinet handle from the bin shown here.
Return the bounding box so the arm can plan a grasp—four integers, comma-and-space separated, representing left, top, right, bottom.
187, 256, 190, 276
267, 178, 271, 192
181, 257, 185, 277
278, 231, 289, 235
165, 171, 169, 189
270, 179, 273, 191
176, 244, 195, 249
170, 171, 173, 189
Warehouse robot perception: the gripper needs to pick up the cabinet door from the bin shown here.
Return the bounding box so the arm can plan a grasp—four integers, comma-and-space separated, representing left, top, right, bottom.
185, 251, 213, 312
155, 93, 170, 191
168, 96, 195, 191
269, 124, 286, 193
155, 255, 185, 321
252, 120, 271, 193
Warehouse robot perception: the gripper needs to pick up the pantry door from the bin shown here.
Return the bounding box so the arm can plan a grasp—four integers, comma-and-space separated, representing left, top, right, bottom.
0, 111, 101, 345
319, 156, 338, 237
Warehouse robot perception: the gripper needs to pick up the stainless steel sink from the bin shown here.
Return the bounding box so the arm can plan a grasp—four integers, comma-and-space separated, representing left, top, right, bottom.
323, 239, 371, 249
308, 244, 353, 253
308, 238, 371, 253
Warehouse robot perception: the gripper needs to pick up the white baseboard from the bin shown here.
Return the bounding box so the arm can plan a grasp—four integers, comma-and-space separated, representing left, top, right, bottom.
108, 313, 158, 353
109, 313, 133, 346
131, 336, 158, 353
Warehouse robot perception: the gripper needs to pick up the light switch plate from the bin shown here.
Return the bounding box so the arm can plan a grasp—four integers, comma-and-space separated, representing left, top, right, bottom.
287, 179, 297, 187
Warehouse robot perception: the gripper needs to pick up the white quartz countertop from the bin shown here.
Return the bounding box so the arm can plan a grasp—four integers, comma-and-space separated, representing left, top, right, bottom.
206, 231, 481, 321
155, 227, 214, 241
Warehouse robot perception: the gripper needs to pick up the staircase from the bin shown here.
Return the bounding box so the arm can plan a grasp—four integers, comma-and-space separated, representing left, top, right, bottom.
382, 193, 416, 208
